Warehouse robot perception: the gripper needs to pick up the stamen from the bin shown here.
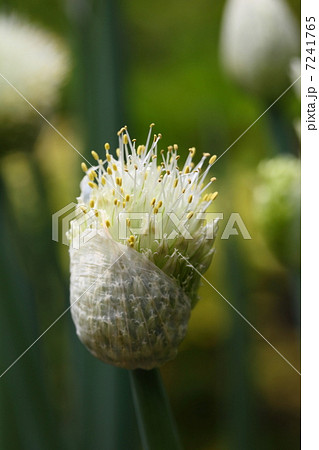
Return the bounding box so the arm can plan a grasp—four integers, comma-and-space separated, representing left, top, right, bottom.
81, 162, 88, 172
91, 150, 99, 160
209, 155, 217, 165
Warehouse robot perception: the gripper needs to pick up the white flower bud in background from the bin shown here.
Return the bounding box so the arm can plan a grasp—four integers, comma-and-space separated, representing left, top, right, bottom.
254, 155, 300, 270
0, 14, 69, 151
289, 57, 301, 99
289, 57, 301, 139
219, 0, 299, 98
69, 126, 219, 370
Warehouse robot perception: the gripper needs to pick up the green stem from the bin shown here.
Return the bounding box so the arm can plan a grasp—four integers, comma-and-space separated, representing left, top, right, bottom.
129, 368, 183, 450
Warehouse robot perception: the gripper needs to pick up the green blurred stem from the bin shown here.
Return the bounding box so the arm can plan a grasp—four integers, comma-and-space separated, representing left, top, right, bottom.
267, 103, 297, 156
129, 369, 183, 450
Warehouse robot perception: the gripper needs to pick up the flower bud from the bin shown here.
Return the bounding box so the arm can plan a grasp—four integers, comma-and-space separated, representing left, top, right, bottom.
219, 0, 299, 98
69, 126, 219, 369
254, 155, 300, 270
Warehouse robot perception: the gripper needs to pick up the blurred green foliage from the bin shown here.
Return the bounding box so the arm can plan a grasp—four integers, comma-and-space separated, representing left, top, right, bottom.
0, 0, 300, 449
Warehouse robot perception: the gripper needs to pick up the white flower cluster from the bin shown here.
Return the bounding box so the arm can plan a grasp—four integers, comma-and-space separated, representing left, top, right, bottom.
69, 126, 220, 369
0, 14, 69, 123
70, 125, 219, 304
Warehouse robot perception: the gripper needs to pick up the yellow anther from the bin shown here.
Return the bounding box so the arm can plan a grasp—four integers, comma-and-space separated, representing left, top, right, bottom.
188, 179, 192, 184
114, 199, 118, 205
153, 207, 159, 214
184, 166, 190, 174
182, 188, 186, 193
203, 193, 209, 201
89, 199, 95, 208
88, 171, 95, 181
157, 200, 163, 208
116, 148, 120, 157
104, 143, 110, 151
129, 241, 134, 248
188, 195, 193, 203
95, 211, 99, 217
210, 177, 216, 182
122, 202, 126, 208
106, 154, 111, 162
125, 194, 130, 202
116, 177, 120, 185
203, 152, 210, 157
173, 144, 178, 151
209, 155, 217, 165
81, 162, 88, 172
129, 235, 135, 242
80, 206, 87, 213
91, 150, 99, 160
189, 147, 196, 156
173, 179, 178, 188
120, 187, 124, 193
150, 123, 155, 128
126, 218, 131, 226
112, 189, 115, 195
187, 211, 194, 220
210, 191, 218, 201
123, 134, 129, 145
166, 170, 171, 175
190, 162, 194, 168
151, 198, 156, 206
134, 164, 138, 170
158, 133, 162, 139
105, 220, 111, 228
152, 155, 157, 160
175, 155, 180, 160
168, 145, 173, 152
112, 164, 118, 171
88, 182, 96, 189
107, 167, 112, 175
101, 176, 106, 185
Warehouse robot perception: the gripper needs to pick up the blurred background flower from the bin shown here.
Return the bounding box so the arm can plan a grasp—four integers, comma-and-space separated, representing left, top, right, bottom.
219, 0, 299, 98
0, 13, 69, 152
254, 155, 301, 271
0, 1, 300, 449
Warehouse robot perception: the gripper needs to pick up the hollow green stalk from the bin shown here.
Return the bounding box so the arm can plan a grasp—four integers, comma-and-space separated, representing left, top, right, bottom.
129, 368, 183, 450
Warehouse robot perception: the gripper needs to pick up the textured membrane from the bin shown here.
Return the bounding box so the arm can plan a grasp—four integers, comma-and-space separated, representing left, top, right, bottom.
70, 230, 191, 370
